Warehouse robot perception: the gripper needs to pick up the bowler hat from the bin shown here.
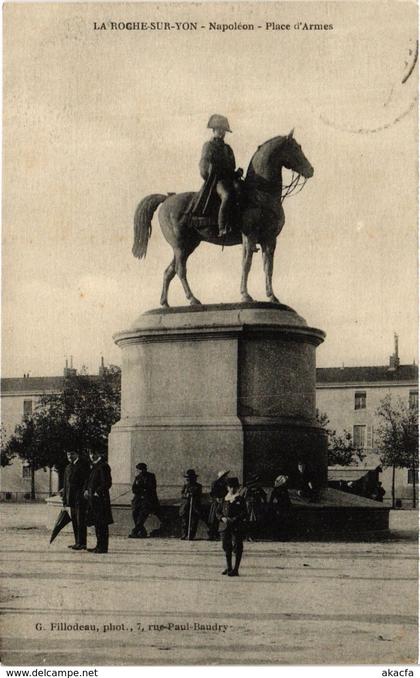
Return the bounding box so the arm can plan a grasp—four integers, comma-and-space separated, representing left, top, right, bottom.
184, 469, 198, 478
90, 449, 105, 457
136, 462, 147, 470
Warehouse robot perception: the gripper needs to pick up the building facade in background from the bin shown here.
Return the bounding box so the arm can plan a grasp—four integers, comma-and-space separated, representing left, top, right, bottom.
0, 358, 111, 500
316, 338, 418, 506
0, 376, 64, 499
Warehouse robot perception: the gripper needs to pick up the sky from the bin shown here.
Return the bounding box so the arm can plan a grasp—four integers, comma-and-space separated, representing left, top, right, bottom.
2, 1, 418, 377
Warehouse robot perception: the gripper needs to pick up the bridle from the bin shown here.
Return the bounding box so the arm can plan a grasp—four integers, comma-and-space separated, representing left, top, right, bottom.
281, 171, 308, 204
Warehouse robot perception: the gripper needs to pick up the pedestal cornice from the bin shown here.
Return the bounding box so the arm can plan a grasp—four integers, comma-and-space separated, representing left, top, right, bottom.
114, 302, 326, 348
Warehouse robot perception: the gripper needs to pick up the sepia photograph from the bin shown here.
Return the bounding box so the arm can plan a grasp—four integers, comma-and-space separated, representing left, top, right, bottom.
1, 0, 418, 669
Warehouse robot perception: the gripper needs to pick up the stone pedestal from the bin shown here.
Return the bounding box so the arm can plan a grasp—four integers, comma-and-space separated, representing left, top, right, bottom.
108, 302, 328, 502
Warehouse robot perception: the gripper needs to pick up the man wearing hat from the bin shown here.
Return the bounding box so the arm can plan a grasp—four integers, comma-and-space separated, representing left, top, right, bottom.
179, 469, 202, 540
269, 475, 293, 540
84, 450, 113, 554
129, 462, 160, 538
216, 477, 247, 577
242, 474, 267, 541
196, 114, 241, 236
207, 469, 230, 540
61, 449, 90, 550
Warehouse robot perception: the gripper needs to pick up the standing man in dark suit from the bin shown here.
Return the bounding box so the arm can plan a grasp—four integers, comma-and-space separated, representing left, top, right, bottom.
269, 474, 293, 540
179, 469, 202, 540
84, 450, 113, 554
241, 475, 267, 541
129, 462, 160, 538
61, 450, 90, 551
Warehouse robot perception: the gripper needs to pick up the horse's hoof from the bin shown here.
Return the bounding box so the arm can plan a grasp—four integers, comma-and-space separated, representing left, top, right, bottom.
189, 298, 202, 306
160, 300, 169, 308
241, 294, 254, 303
268, 295, 280, 304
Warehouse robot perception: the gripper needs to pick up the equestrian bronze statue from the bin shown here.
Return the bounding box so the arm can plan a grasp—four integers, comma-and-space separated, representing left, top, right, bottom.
132, 129, 314, 306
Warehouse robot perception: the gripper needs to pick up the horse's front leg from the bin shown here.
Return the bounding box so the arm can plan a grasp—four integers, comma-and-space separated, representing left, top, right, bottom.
240, 236, 256, 302
262, 240, 280, 304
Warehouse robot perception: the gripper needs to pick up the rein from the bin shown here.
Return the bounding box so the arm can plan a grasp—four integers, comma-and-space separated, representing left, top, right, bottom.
281, 172, 308, 204
248, 171, 308, 204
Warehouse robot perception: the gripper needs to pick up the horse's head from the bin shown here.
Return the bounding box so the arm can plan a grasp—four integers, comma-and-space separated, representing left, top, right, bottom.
246, 131, 314, 190
280, 130, 314, 179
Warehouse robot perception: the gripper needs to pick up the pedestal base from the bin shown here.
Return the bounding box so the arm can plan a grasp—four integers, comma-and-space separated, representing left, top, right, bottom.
109, 302, 328, 496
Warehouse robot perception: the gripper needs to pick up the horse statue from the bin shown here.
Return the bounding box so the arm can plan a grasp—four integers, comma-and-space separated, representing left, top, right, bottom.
132, 130, 314, 307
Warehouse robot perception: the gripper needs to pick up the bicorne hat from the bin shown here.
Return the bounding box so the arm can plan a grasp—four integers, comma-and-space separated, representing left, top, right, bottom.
207, 114, 232, 133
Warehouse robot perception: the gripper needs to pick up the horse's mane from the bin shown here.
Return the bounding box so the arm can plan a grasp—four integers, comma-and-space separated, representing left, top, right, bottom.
257, 134, 286, 149
248, 135, 287, 170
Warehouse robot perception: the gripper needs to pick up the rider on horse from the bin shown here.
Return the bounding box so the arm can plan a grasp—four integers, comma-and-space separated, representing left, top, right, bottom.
194, 114, 243, 236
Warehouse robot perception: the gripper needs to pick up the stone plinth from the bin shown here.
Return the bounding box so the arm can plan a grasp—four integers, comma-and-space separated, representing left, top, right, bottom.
108, 302, 328, 501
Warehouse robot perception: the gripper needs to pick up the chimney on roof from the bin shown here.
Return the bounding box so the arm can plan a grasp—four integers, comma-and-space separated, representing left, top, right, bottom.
99, 356, 107, 377
64, 355, 77, 378
388, 333, 400, 371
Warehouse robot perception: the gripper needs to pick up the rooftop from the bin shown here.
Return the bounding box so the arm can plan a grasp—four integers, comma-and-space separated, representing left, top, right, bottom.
0, 374, 104, 394
1, 376, 65, 394
316, 364, 418, 385
1, 364, 417, 394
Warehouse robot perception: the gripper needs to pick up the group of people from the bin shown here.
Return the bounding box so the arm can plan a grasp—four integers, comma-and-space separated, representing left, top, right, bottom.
61, 452, 314, 577
180, 468, 294, 542
127, 464, 301, 577
61, 449, 113, 554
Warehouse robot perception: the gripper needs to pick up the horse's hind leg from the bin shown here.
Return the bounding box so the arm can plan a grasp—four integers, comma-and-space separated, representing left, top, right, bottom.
262, 239, 280, 304
160, 257, 176, 307
174, 245, 201, 306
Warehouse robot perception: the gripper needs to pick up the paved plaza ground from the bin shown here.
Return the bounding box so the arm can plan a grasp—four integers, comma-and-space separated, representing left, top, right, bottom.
0, 505, 418, 666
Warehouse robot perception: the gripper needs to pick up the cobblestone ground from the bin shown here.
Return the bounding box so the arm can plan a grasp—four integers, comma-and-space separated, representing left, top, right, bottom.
0, 505, 418, 666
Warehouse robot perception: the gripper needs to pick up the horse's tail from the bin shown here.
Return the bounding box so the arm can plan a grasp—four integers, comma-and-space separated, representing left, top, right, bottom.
132, 193, 167, 259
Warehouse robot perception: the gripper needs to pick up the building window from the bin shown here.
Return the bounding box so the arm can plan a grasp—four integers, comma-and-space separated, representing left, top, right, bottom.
407, 469, 419, 485
23, 400, 33, 417
409, 391, 418, 410
22, 465, 31, 479
353, 425, 367, 448
354, 391, 366, 410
